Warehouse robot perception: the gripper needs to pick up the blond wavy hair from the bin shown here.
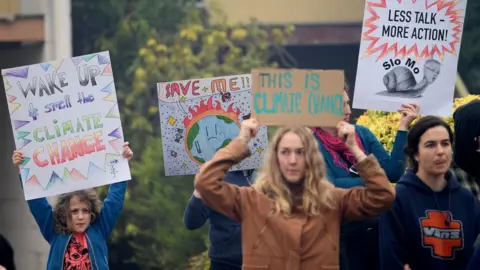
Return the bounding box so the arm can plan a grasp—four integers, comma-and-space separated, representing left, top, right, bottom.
253, 126, 336, 216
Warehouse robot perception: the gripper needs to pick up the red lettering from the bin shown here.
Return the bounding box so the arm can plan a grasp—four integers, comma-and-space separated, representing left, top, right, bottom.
165, 84, 171, 98
192, 80, 200, 96
69, 137, 84, 159
93, 131, 106, 151
230, 77, 240, 91
31, 133, 107, 167
33, 147, 49, 168
81, 135, 95, 154
47, 144, 60, 165
211, 79, 227, 93
170, 83, 180, 98
180, 81, 191, 95
60, 140, 73, 163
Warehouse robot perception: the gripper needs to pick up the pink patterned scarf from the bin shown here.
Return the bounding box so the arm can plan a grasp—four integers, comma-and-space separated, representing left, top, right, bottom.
312, 127, 367, 172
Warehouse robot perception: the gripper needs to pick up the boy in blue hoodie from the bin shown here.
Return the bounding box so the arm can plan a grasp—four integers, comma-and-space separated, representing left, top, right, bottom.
379, 116, 480, 270
12, 143, 133, 270
184, 170, 254, 270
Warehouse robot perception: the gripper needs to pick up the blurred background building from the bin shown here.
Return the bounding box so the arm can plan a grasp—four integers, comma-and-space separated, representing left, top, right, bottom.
0, 0, 71, 268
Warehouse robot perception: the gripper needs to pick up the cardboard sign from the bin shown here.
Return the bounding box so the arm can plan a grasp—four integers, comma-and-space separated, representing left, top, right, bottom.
251, 68, 345, 127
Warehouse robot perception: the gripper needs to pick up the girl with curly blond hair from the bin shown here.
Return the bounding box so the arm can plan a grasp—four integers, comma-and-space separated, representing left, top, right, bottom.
12, 142, 133, 270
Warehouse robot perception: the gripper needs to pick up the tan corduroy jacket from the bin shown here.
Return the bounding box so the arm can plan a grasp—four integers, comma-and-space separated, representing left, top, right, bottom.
194, 138, 395, 270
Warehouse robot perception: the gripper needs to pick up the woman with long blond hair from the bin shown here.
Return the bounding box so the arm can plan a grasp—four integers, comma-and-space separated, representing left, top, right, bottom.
194, 118, 395, 269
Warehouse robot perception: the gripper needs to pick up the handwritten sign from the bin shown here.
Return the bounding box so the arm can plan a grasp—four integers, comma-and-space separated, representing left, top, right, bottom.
157, 74, 268, 176
251, 68, 345, 127
2, 51, 131, 200
352, 0, 467, 116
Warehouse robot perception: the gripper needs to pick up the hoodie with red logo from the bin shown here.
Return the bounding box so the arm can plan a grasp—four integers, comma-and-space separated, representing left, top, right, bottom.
379, 169, 480, 270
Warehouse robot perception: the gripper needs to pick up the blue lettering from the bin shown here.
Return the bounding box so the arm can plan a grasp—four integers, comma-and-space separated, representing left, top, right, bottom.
253, 91, 302, 114
259, 72, 292, 90
44, 94, 72, 114
308, 92, 343, 116
304, 72, 320, 91
310, 73, 320, 91
284, 72, 292, 89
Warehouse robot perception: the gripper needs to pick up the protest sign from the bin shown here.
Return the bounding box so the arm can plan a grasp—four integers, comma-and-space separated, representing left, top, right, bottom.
157, 74, 268, 176
251, 68, 345, 127
2, 51, 131, 200
353, 0, 468, 116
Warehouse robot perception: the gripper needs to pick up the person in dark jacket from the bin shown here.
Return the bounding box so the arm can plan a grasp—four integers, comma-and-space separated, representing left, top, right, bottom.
465, 238, 480, 270
312, 81, 419, 270
184, 170, 255, 270
452, 99, 480, 199
452, 99, 480, 270
379, 116, 480, 270
0, 234, 15, 270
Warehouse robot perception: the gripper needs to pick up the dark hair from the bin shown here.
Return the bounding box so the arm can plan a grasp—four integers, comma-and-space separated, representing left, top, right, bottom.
404, 116, 453, 172
344, 79, 350, 94
0, 234, 15, 270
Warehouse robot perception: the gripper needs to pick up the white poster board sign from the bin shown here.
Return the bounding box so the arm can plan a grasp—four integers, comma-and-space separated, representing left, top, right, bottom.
157, 74, 268, 176
353, 0, 467, 116
2, 51, 131, 200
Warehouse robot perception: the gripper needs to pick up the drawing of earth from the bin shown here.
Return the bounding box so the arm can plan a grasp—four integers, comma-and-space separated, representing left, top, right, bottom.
186, 115, 240, 164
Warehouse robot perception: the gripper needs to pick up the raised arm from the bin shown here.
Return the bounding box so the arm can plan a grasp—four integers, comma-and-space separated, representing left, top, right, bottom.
96, 141, 133, 238
194, 138, 251, 222
327, 171, 365, 188
26, 195, 55, 243
336, 154, 395, 221
364, 103, 418, 182
96, 181, 128, 238
320, 127, 407, 188
362, 125, 407, 182
12, 150, 55, 243
194, 119, 258, 222
183, 191, 210, 230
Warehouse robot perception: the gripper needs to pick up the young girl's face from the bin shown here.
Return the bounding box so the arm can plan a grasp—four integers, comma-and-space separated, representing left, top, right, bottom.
67, 195, 92, 233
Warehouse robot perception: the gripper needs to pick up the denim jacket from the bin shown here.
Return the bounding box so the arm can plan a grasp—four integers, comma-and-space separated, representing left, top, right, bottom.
26, 180, 127, 270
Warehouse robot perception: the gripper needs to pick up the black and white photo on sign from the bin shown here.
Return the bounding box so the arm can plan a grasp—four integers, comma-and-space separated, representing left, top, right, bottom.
352, 0, 467, 116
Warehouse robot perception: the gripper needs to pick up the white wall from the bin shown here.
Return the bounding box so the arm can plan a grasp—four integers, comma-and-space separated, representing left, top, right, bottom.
0, 45, 50, 270
0, 0, 72, 268
18, 0, 45, 16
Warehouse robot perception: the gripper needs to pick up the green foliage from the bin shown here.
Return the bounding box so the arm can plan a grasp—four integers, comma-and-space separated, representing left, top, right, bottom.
124, 7, 294, 269
124, 136, 205, 269
72, 0, 197, 154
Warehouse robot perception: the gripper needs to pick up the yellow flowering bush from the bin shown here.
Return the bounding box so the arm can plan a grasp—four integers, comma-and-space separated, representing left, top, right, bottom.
356, 95, 480, 152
